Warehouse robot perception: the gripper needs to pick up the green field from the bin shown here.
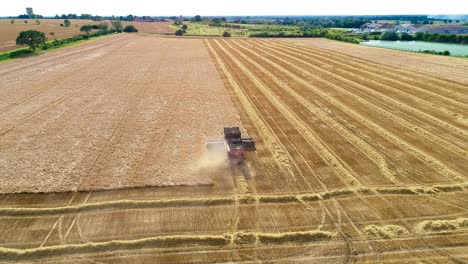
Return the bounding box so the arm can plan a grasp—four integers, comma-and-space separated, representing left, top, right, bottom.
177, 22, 301, 37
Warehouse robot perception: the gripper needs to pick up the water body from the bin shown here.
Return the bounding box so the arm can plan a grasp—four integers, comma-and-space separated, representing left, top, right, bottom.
360, 40, 468, 57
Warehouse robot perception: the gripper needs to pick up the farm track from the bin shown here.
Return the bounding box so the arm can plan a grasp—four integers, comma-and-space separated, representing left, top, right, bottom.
0, 36, 467, 263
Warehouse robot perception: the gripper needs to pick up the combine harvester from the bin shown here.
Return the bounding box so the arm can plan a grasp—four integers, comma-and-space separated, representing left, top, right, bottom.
206, 127, 255, 164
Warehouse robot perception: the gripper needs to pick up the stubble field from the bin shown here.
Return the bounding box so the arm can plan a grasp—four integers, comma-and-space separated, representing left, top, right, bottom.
0, 35, 466, 263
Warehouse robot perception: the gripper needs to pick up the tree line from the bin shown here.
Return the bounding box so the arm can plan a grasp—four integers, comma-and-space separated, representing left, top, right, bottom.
12, 21, 138, 56
374, 31, 468, 44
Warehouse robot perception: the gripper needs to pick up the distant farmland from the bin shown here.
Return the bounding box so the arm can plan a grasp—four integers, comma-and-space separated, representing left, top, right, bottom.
0, 19, 174, 52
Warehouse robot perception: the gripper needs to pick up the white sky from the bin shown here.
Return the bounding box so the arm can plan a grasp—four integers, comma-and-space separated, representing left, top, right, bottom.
1, 0, 467, 17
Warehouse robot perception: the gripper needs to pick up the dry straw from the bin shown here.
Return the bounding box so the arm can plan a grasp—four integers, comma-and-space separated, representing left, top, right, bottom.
0, 230, 334, 260
363, 225, 409, 239
0, 234, 229, 260
417, 218, 468, 233
0, 183, 464, 217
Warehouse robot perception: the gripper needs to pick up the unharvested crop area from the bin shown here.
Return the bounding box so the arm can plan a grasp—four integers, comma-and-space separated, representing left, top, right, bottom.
0, 34, 241, 193
0, 35, 467, 263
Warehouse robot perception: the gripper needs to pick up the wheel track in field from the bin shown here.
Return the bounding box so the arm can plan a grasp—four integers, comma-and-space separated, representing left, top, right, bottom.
236, 40, 465, 182
211, 39, 371, 263
206, 39, 355, 261
207, 38, 301, 249
209, 38, 323, 195
207, 39, 330, 261
275, 40, 468, 105
39, 39, 156, 247
62, 61, 158, 245
222, 39, 399, 185
272, 41, 468, 115
0, 35, 128, 76
39, 192, 78, 247
237, 39, 465, 182
372, 193, 467, 263
239, 40, 468, 187
280, 40, 468, 95
0, 37, 137, 138
218, 39, 468, 262
254, 40, 468, 157
268, 43, 468, 142
0, 80, 93, 137
210, 38, 330, 190
212, 38, 468, 262
263, 40, 468, 145
211, 40, 360, 187
206, 42, 297, 190
0, 37, 133, 117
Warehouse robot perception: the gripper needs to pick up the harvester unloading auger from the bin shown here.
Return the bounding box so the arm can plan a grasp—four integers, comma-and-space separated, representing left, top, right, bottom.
206, 127, 255, 164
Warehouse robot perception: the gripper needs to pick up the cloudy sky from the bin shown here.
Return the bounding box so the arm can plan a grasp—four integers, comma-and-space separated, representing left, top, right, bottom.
1, 0, 467, 16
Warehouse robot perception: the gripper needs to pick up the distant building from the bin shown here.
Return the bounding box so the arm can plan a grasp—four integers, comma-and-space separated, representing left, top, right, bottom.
360, 23, 396, 32
134, 16, 162, 22
26, 7, 33, 15
361, 22, 468, 35
416, 25, 468, 35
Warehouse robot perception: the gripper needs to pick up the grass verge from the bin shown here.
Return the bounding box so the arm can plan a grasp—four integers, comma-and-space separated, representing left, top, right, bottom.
0, 32, 116, 63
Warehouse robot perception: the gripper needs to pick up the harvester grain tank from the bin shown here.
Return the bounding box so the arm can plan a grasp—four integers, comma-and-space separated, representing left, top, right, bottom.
206, 127, 255, 163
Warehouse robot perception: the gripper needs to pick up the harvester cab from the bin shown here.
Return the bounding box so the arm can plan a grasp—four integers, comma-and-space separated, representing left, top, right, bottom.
206, 127, 255, 163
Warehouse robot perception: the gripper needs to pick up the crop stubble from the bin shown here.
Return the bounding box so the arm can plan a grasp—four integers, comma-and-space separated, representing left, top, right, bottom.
0, 36, 466, 263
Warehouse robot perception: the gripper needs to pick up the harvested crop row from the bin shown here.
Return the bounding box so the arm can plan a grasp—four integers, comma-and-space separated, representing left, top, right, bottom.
364, 217, 468, 239
1, 183, 464, 216
206, 39, 328, 192
212, 40, 360, 187
202, 41, 294, 179
0, 230, 334, 260
222, 39, 397, 184
229, 39, 466, 183
288, 39, 468, 91
275, 40, 468, 107
268, 41, 468, 148
248, 40, 467, 171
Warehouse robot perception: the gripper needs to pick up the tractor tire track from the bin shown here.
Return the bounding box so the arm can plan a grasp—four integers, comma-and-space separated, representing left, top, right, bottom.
0, 38, 136, 138
206, 40, 297, 193
208, 39, 330, 192
217, 39, 467, 262
211, 40, 361, 187
280, 40, 468, 95
0, 37, 134, 116
0, 35, 128, 76
236, 40, 465, 183
211, 39, 372, 263
208, 40, 353, 261
223, 39, 399, 185
272, 41, 468, 114
255, 40, 468, 156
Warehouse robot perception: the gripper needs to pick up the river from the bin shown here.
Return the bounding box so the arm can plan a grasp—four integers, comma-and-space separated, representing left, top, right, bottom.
360, 40, 468, 57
